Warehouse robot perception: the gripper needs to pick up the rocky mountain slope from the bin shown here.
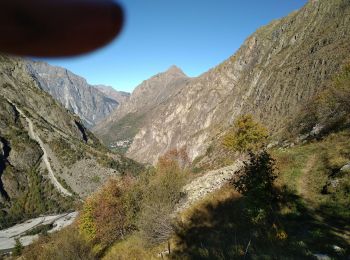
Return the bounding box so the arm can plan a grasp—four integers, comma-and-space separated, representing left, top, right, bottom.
95, 85, 130, 104
26, 61, 129, 128
95, 0, 350, 164
93, 65, 190, 149
0, 55, 141, 228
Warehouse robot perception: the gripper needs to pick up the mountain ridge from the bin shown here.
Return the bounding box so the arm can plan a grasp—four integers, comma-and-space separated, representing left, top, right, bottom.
94, 0, 350, 164
26, 60, 129, 128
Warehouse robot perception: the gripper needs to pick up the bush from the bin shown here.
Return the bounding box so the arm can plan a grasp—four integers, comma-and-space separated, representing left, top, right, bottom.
232, 151, 279, 226
79, 178, 137, 253
13, 238, 24, 257
138, 151, 188, 245
223, 114, 268, 153
233, 151, 278, 201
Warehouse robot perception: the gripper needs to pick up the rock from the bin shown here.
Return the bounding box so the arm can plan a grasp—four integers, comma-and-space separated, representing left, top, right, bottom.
340, 162, 350, 173
175, 160, 243, 213
310, 124, 324, 136
332, 245, 344, 254
26, 61, 129, 128
313, 254, 331, 260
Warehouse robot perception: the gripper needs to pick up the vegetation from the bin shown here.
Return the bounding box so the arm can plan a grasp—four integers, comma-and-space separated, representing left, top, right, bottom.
22, 226, 95, 260
13, 238, 24, 257
102, 112, 146, 145
138, 150, 188, 245
79, 178, 138, 254
0, 167, 75, 229
172, 130, 350, 259
223, 114, 269, 153
19, 129, 349, 259
233, 151, 278, 203
49, 137, 86, 166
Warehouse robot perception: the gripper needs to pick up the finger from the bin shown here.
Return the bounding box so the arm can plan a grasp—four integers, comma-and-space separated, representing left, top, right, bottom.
0, 0, 124, 57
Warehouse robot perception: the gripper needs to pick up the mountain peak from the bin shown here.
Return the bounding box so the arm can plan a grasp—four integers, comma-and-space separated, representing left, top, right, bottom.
166, 65, 186, 76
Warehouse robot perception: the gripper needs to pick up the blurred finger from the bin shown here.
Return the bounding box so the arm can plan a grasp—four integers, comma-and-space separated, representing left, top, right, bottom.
0, 0, 124, 57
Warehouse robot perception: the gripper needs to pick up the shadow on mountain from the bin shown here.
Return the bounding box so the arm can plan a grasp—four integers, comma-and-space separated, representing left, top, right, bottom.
171, 186, 349, 259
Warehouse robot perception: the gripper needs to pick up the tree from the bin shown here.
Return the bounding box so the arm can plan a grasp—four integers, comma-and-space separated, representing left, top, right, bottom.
233, 151, 277, 202
223, 115, 268, 153
138, 152, 188, 245
79, 178, 137, 252
232, 151, 279, 229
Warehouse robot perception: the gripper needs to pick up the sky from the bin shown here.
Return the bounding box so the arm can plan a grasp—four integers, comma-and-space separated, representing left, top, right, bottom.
44, 0, 307, 93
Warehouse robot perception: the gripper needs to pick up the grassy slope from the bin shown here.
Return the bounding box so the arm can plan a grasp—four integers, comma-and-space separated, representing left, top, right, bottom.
169, 131, 350, 259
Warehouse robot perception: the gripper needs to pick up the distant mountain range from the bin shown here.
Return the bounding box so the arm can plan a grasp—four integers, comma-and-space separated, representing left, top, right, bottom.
25, 61, 130, 128
94, 0, 350, 164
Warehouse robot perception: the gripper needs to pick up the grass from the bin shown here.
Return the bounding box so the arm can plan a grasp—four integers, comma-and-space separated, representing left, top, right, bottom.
170, 130, 350, 259
103, 234, 164, 260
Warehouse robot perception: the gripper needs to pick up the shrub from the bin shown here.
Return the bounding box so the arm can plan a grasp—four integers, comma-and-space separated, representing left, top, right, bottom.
79, 178, 137, 252
13, 238, 23, 257
138, 152, 188, 245
233, 151, 278, 204
223, 114, 269, 153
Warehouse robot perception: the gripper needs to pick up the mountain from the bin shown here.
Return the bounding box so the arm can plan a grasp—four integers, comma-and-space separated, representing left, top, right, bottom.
94, 85, 130, 104
94, 0, 350, 164
93, 65, 190, 150
0, 55, 141, 228
25, 61, 128, 128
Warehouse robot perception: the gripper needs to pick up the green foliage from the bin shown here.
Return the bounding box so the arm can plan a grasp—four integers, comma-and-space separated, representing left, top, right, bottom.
102, 112, 146, 145
49, 137, 86, 166
24, 224, 53, 236
0, 167, 74, 229
93, 151, 143, 176
13, 238, 24, 257
223, 114, 269, 153
233, 151, 278, 204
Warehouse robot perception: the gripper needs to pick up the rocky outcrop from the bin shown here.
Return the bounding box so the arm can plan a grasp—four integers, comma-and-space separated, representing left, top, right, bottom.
176, 161, 244, 213
94, 85, 130, 104
113, 0, 350, 164
26, 61, 127, 128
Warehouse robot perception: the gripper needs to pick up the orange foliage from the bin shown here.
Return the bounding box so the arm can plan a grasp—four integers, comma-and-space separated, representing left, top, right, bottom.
157, 147, 190, 171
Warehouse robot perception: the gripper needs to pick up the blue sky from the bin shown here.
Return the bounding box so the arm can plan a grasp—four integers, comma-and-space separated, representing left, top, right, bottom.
44, 0, 307, 92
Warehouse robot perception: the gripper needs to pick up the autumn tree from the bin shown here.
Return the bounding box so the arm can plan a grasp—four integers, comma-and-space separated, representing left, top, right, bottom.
79, 177, 137, 252
223, 114, 269, 153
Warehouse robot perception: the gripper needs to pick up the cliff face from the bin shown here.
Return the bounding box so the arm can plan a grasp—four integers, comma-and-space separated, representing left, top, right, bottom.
93, 66, 190, 147
113, 0, 350, 164
26, 61, 127, 128
94, 85, 130, 104
0, 55, 141, 227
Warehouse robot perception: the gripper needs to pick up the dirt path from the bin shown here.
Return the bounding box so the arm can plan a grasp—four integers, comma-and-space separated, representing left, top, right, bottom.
5, 98, 73, 197
297, 154, 317, 198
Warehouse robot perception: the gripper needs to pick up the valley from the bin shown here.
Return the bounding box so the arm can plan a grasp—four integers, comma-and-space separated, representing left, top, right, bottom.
0, 0, 349, 259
